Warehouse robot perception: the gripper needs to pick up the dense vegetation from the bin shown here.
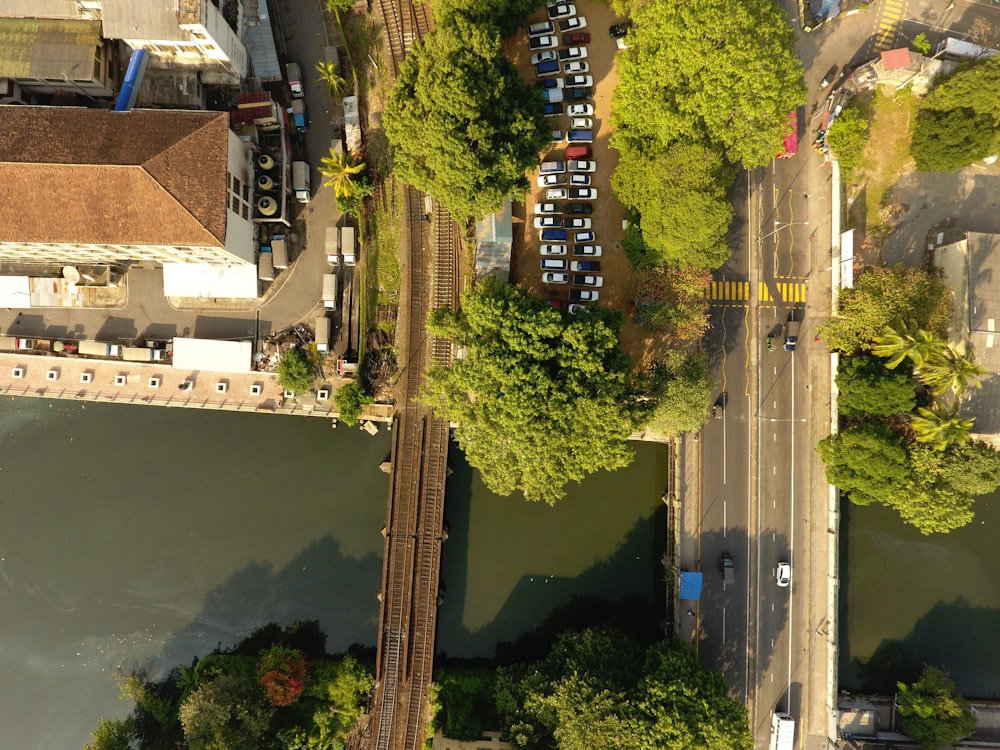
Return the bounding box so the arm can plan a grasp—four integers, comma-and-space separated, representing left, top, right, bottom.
278, 347, 317, 394
495, 627, 753, 750
818, 265, 1000, 534
85, 622, 373, 750
911, 57, 1000, 172
825, 105, 869, 182
897, 666, 976, 749
384, 11, 548, 221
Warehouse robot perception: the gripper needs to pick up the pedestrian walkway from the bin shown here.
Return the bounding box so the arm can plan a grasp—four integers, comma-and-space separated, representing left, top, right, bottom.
706, 280, 807, 305
871, 0, 904, 52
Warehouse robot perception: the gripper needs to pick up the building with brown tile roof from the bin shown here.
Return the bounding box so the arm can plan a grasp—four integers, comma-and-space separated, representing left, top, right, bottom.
0, 105, 256, 266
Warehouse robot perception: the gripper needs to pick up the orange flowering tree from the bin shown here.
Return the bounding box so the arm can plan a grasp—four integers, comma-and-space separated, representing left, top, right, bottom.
633, 264, 712, 343
258, 645, 307, 707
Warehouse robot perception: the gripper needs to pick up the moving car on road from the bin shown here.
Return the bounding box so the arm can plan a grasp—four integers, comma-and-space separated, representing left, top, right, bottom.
720, 553, 735, 585
776, 562, 791, 587
784, 316, 801, 351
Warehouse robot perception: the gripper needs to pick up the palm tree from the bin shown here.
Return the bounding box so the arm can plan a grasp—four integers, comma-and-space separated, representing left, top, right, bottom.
918, 348, 987, 397
315, 60, 347, 98
910, 404, 975, 451
871, 321, 947, 369
318, 148, 366, 199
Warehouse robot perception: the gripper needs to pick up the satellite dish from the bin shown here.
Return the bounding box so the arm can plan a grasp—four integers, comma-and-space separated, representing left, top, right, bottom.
62, 266, 81, 283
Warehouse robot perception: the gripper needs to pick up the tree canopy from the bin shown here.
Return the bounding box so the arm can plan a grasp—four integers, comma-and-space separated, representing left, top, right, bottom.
825, 106, 869, 181
632, 263, 713, 341
278, 347, 316, 394
638, 350, 714, 438
384, 15, 548, 220
911, 57, 1000, 172
819, 264, 952, 355
835, 354, 917, 418
611, 142, 734, 269
421, 279, 638, 503
495, 627, 753, 750
897, 666, 976, 749
610, 0, 805, 168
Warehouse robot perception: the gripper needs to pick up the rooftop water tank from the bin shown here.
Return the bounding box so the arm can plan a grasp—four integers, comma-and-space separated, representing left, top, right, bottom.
257, 154, 275, 171
257, 174, 275, 191
257, 196, 278, 216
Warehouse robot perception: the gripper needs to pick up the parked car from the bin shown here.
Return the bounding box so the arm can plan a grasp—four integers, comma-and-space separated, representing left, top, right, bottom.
569, 289, 599, 302
529, 35, 558, 50
565, 32, 590, 44
540, 244, 567, 256
568, 159, 596, 172
537, 173, 567, 187
541, 258, 569, 271
565, 74, 593, 88
542, 102, 564, 117
534, 216, 563, 228
567, 103, 594, 117
540, 160, 566, 173
573, 274, 603, 287
536, 59, 560, 77
570, 117, 592, 129
541, 228, 567, 241
529, 20, 554, 36
542, 272, 569, 284
566, 202, 592, 214
546, 188, 568, 200
565, 144, 591, 160
568, 303, 588, 313
564, 217, 591, 229
563, 60, 589, 74
776, 562, 791, 587
536, 77, 564, 89
569, 173, 591, 186
820, 64, 839, 89
609, 22, 630, 38
559, 16, 587, 31
550, 130, 563, 142
569, 187, 596, 199
548, 298, 566, 310
567, 87, 592, 101
571, 260, 600, 272
530, 50, 557, 65
541, 88, 563, 103
547, 3, 576, 20
567, 129, 593, 143
573, 243, 602, 255
558, 46, 588, 60
537, 202, 559, 214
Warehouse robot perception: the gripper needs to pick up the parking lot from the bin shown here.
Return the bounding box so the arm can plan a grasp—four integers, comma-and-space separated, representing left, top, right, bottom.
506, 2, 632, 321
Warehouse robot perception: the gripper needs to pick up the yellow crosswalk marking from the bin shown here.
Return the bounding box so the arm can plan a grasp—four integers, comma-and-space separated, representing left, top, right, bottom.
706, 281, 749, 302
759, 282, 772, 302
706, 281, 806, 304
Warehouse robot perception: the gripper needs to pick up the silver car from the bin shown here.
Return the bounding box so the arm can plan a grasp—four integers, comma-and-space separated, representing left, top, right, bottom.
542, 272, 569, 284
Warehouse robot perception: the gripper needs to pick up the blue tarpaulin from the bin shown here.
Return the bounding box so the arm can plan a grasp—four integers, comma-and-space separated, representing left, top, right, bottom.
679, 572, 703, 601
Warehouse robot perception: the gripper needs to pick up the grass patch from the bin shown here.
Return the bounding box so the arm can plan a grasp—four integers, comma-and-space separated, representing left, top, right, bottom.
857, 88, 918, 234
363, 178, 402, 341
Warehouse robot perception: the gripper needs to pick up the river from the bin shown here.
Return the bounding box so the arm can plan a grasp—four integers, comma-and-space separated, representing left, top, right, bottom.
0, 398, 666, 749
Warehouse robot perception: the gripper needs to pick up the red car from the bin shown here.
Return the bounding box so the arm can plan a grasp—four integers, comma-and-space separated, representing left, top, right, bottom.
565, 145, 591, 160
564, 32, 590, 45
547, 298, 567, 310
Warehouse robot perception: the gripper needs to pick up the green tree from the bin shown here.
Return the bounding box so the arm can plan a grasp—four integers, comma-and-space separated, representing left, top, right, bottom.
818, 421, 912, 507
826, 106, 869, 181
912, 32, 932, 55
84, 717, 135, 750
435, 669, 500, 741
897, 666, 976, 749
901, 442, 1000, 533
611, 142, 734, 268
318, 148, 366, 200
431, 0, 538, 36
639, 350, 714, 438
384, 15, 548, 220
632, 264, 713, 340
179, 673, 274, 750
325, 0, 353, 13
610, 0, 805, 168
917, 348, 986, 397
334, 382, 373, 426
278, 347, 315, 394
871, 320, 948, 369
835, 354, 917, 418
315, 60, 347, 98
910, 404, 975, 451
819, 264, 953, 355
420, 279, 638, 503
335, 174, 374, 218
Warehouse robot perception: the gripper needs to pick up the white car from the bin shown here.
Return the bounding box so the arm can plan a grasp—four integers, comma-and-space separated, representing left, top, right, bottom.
570, 173, 591, 186
568, 303, 588, 314
542, 272, 569, 284
534, 216, 562, 228
537, 173, 567, 187
565, 74, 593, 88
567, 103, 594, 117
540, 244, 567, 256
568, 159, 596, 173
573, 243, 602, 255
546, 188, 568, 201
574, 274, 603, 287
563, 60, 590, 75
558, 46, 588, 61
569, 289, 599, 302
547, 3, 576, 20
569, 187, 596, 200
529, 35, 558, 50
564, 217, 591, 229
530, 50, 557, 65
574, 231, 595, 244
559, 16, 587, 32
537, 202, 559, 214
570, 117, 592, 129
776, 562, 791, 587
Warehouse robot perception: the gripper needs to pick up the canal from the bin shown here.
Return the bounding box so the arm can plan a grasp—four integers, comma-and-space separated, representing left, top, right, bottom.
0, 398, 666, 749
840, 496, 1000, 699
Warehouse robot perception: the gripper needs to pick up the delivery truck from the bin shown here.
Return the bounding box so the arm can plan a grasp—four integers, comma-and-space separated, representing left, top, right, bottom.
258, 248, 275, 281
271, 236, 288, 269
322, 273, 338, 310
122, 346, 167, 362
292, 161, 311, 204
770, 713, 795, 750
78, 341, 122, 358
326, 226, 340, 266
340, 225, 356, 266
287, 62, 304, 98
288, 99, 308, 133
315, 316, 331, 353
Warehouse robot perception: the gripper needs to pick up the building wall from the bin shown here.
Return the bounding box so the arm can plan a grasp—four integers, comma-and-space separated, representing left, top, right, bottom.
224, 129, 255, 264
15, 38, 115, 97
0, 241, 246, 266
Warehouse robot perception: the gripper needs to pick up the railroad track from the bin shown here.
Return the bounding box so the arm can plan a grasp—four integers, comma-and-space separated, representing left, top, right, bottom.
374, 0, 431, 77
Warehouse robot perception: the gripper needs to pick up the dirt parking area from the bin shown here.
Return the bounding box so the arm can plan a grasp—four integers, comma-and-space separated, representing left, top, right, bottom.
505, 9, 634, 306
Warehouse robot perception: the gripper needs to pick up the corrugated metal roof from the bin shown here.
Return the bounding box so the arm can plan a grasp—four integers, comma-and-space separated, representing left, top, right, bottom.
0, 17, 101, 79
244, 0, 281, 82
102, 0, 185, 41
